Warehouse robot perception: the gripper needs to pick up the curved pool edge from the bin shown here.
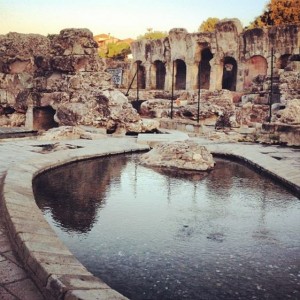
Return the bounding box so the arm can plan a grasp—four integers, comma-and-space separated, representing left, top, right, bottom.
206, 144, 300, 198
2, 141, 149, 300
1, 139, 299, 300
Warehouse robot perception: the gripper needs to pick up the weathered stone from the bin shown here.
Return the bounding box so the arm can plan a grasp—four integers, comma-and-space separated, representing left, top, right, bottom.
38, 126, 98, 140
0, 33, 50, 74
141, 119, 160, 132
274, 99, 300, 125
140, 140, 215, 171
0, 29, 150, 134
236, 102, 269, 126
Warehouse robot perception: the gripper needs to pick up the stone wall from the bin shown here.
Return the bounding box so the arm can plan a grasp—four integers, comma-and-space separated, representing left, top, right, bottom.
130, 20, 300, 102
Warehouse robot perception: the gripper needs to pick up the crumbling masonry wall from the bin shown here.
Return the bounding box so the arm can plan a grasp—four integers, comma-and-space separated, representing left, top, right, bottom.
0, 29, 144, 133
130, 19, 300, 101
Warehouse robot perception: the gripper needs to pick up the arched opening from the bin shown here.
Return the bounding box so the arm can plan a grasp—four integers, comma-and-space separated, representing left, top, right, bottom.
222, 57, 237, 91
33, 106, 58, 130
175, 59, 186, 90
198, 48, 213, 89
244, 55, 268, 90
136, 61, 146, 89
154, 60, 166, 90
290, 54, 300, 62
277, 54, 291, 69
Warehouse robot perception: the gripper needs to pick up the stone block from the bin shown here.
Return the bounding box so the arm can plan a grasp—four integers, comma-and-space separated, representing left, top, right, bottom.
185, 124, 195, 132
5, 278, 44, 300
0, 260, 27, 284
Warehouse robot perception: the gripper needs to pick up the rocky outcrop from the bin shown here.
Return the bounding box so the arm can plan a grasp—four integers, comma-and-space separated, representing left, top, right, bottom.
140, 140, 215, 171
0, 29, 151, 134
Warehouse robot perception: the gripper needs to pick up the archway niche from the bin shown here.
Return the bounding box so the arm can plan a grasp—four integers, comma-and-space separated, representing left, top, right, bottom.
33, 106, 58, 130
244, 55, 267, 90
290, 54, 300, 62
153, 60, 166, 90
222, 57, 237, 91
277, 54, 291, 69
198, 48, 213, 89
136, 60, 146, 89
175, 59, 186, 90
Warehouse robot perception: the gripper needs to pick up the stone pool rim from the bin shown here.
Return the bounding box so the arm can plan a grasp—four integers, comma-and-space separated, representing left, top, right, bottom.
1, 139, 300, 300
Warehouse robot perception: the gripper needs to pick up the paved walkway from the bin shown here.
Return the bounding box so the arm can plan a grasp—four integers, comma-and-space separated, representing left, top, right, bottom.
0, 134, 299, 299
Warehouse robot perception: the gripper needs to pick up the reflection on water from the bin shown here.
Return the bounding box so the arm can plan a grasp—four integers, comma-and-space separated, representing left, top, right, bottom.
34, 154, 300, 300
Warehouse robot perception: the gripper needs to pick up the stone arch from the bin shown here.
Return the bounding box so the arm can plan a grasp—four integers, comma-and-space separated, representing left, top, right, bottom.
277, 54, 291, 69
151, 60, 166, 90
244, 55, 268, 90
222, 57, 237, 91
33, 106, 58, 130
175, 59, 186, 90
198, 48, 213, 89
136, 60, 146, 89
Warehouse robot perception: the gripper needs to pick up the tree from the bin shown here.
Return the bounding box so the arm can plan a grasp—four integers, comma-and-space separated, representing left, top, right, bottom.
107, 42, 131, 60
137, 29, 168, 40
251, 0, 300, 27
198, 18, 220, 32
99, 42, 131, 60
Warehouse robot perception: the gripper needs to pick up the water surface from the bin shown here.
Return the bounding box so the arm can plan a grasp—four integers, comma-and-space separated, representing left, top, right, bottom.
33, 154, 300, 300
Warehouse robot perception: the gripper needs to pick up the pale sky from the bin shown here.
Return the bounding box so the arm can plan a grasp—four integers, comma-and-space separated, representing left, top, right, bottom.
0, 0, 268, 39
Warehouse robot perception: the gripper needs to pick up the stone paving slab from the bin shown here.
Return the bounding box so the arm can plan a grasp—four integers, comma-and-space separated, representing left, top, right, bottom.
0, 260, 28, 285
5, 278, 44, 300
0, 133, 299, 299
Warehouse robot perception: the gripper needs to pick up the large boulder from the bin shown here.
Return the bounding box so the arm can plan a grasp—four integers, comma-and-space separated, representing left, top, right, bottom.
140, 140, 215, 171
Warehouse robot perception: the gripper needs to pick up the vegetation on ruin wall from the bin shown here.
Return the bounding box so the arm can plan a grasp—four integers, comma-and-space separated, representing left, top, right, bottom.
198, 18, 220, 32
98, 29, 167, 59
99, 42, 131, 60
136, 30, 168, 40
251, 0, 300, 28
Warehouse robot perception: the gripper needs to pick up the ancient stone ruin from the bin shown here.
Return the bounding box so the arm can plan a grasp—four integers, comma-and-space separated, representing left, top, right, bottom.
130, 19, 299, 97
0, 29, 153, 134
128, 19, 300, 145
0, 20, 299, 145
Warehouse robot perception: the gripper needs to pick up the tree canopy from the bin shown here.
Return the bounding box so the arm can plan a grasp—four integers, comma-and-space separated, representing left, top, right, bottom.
251, 0, 300, 27
137, 29, 168, 40
99, 42, 131, 60
198, 18, 220, 32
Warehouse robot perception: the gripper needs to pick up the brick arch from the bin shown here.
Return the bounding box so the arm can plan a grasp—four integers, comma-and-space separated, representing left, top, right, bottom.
244, 55, 268, 90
